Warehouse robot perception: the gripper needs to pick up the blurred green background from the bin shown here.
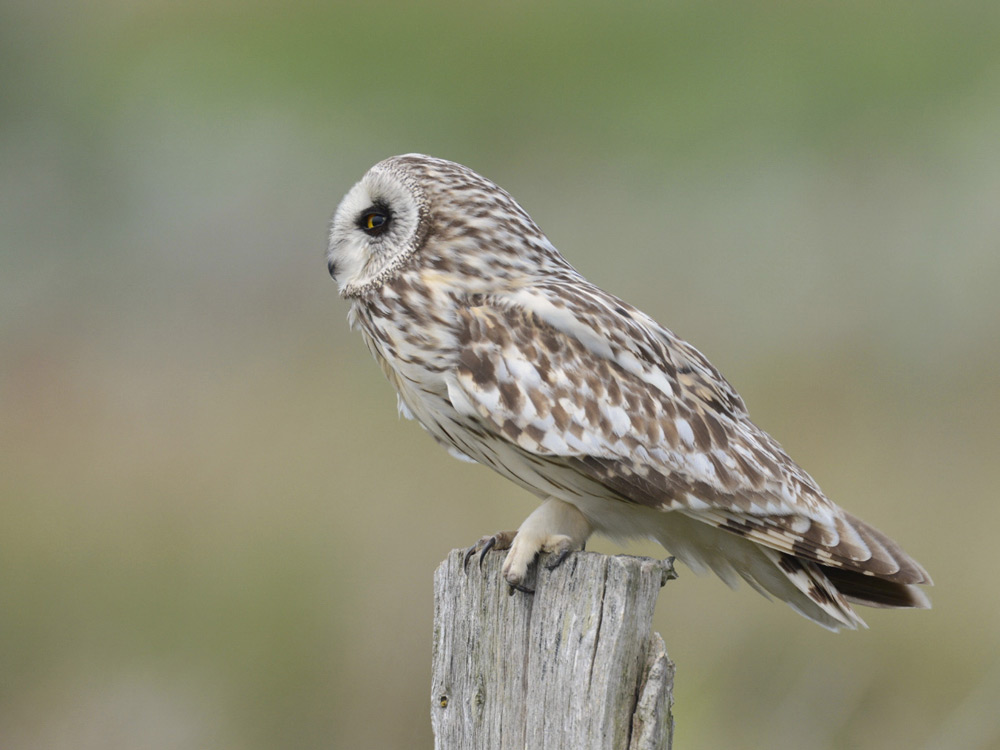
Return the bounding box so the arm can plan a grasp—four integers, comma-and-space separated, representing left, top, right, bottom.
2, 1, 999, 748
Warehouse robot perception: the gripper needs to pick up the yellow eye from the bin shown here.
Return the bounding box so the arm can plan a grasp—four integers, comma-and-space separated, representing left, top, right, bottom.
359, 207, 390, 236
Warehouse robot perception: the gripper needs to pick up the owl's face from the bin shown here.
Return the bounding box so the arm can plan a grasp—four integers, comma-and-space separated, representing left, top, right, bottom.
327, 156, 432, 297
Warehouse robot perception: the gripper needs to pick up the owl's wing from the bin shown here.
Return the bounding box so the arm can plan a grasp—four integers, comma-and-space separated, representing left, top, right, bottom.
449, 297, 928, 584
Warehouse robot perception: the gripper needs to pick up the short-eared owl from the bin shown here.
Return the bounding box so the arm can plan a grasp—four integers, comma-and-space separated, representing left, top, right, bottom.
327, 154, 931, 630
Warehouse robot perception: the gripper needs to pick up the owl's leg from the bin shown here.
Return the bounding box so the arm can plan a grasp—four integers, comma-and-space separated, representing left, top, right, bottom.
501, 498, 592, 591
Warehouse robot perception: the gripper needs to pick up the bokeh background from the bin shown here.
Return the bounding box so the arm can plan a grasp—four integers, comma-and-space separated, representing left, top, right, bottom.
3, 1, 999, 748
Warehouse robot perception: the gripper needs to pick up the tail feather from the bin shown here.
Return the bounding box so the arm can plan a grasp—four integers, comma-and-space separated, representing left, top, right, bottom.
763, 550, 866, 630
651, 511, 930, 630
841, 512, 934, 585
822, 565, 932, 609
651, 513, 866, 630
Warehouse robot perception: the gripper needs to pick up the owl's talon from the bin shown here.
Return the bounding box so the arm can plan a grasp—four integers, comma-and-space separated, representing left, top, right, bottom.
463, 531, 517, 574
507, 581, 534, 595
478, 537, 497, 570
545, 547, 574, 570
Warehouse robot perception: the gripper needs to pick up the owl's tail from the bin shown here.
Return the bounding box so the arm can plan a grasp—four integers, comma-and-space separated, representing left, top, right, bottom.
650, 512, 930, 631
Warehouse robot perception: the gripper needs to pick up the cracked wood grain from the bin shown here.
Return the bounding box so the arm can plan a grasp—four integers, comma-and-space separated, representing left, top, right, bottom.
431, 549, 676, 750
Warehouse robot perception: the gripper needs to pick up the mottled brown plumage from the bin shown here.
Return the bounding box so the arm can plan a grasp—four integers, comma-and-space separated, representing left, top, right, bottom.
327, 154, 931, 630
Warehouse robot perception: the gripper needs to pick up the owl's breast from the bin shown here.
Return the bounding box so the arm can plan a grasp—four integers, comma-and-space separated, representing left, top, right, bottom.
352, 292, 473, 439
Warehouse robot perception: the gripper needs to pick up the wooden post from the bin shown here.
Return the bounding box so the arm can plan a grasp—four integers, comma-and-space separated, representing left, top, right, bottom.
431, 549, 676, 750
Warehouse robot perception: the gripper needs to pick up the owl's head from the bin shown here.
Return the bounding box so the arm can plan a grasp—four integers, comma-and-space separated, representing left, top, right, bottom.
327, 154, 432, 297
328, 154, 568, 297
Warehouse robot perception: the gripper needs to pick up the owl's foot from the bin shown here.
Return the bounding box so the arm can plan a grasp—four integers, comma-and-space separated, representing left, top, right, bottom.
500, 498, 593, 594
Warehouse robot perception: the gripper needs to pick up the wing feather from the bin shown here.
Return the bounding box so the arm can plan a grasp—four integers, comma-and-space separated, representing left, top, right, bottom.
450, 292, 929, 585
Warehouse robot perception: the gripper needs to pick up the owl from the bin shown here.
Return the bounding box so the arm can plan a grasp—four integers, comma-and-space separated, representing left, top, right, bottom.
327, 154, 931, 630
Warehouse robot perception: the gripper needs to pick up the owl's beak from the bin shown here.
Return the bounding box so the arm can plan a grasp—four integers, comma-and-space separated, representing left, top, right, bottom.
327, 258, 339, 281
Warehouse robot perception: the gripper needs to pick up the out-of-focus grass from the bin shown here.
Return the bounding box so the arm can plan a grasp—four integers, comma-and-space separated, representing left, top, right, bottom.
2, 1, 999, 748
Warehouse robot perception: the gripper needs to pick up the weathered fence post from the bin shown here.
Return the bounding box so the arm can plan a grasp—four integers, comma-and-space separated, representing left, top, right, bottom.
431, 549, 676, 750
